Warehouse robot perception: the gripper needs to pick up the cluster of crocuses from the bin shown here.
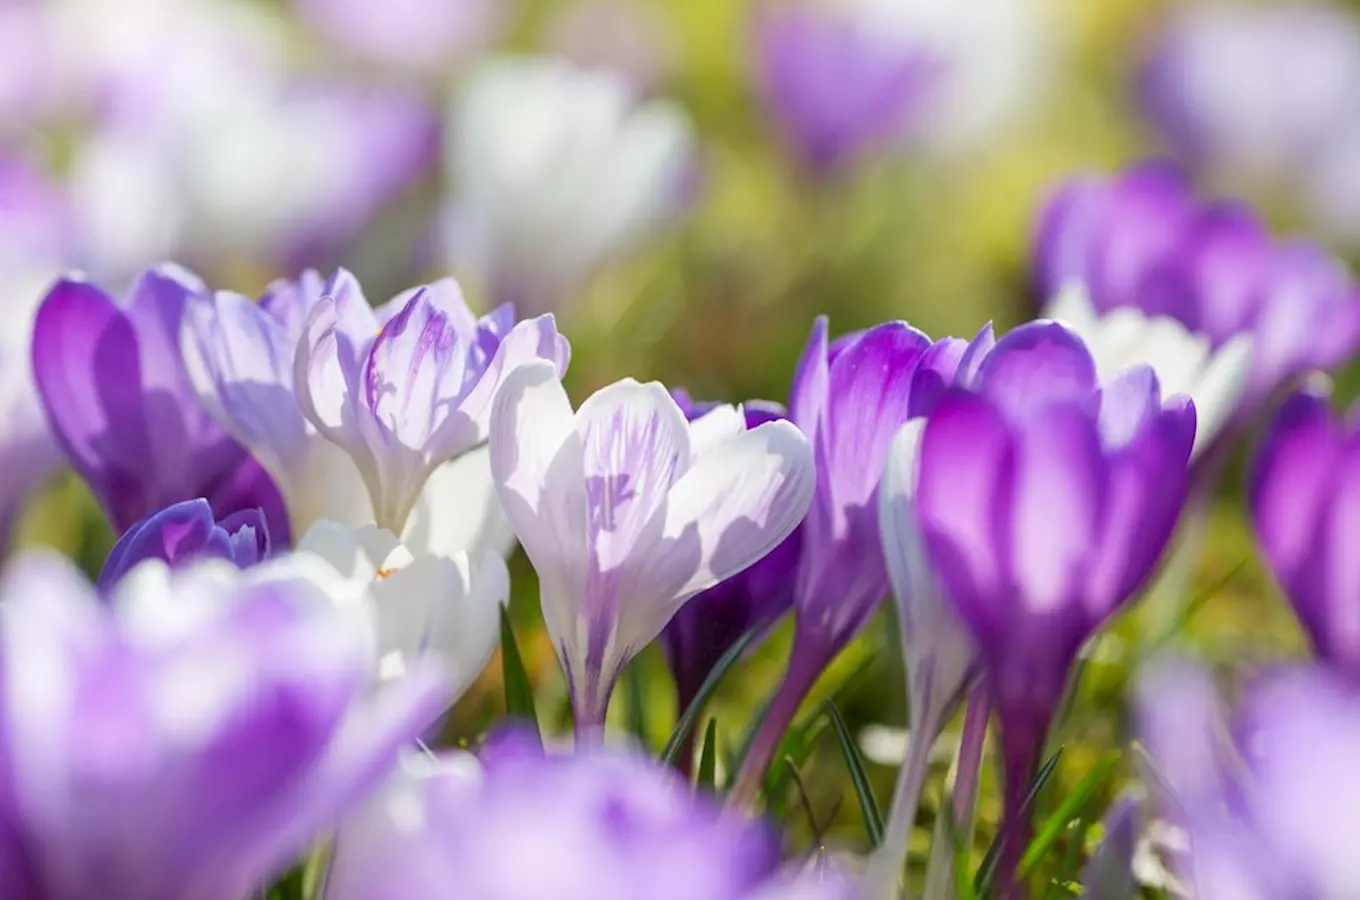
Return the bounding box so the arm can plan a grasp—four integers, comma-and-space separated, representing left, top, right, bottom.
4, 154, 1360, 900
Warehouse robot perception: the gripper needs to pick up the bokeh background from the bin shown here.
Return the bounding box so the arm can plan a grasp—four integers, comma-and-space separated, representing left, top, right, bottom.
5, 0, 1355, 888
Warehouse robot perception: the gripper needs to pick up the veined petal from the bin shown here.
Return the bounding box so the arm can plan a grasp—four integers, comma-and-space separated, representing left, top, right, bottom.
489, 362, 587, 659
295, 293, 375, 461
180, 291, 310, 482
446, 312, 571, 447
641, 418, 812, 621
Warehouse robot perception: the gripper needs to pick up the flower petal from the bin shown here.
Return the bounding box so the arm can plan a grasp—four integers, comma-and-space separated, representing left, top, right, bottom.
973, 320, 1098, 421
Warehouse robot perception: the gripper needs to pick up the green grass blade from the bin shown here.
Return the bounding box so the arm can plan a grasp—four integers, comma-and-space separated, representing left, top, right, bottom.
974, 747, 1064, 897
660, 628, 758, 767
625, 658, 649, 750
1019, 750, 1121, 877
823, 700, 885, 848
697, 718, 719, 791
498, 606, 541, 744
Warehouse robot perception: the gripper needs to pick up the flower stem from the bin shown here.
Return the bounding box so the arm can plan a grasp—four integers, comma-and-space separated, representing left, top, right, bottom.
864, 693, 942, 897
922, 683, 991, 899
727, 637, 827, 809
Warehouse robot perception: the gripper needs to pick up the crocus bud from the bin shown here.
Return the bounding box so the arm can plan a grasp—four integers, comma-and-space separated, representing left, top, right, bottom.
1251, 385, 1360, 678
96, 498, 270, 589
915, 322, 1195, 892
32, 265, 289, 539
488, 362, 814, 738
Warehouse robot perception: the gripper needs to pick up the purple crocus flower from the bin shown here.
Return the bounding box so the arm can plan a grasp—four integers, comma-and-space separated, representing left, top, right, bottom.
752, 1, 938, 174
914, 322, 1195, 893
96, 498, 270, 589
324, 736, 857, 900
0, 550, 452, 900
1140, 659, 1360, 897
294, 271, 570, 532
1250, 385, 1360, 678
31, 265, 290, 540
660, 390, 801, 724
488, 363, 814, 738
1035, 161, 1360, 410
730, 317, 988, 805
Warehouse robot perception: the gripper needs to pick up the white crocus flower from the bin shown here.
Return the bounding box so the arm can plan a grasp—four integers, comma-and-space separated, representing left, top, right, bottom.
442, 55, 693, 314
297, 520, 508, 694
1046, 283, 1253, 459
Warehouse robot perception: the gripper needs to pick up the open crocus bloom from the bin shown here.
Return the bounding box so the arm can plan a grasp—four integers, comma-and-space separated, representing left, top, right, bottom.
324, 738, 858, 900
0, 551, 451, 900
1047, 283, 1250, 459
296, 519, 507, 694
489, 362, 815, 732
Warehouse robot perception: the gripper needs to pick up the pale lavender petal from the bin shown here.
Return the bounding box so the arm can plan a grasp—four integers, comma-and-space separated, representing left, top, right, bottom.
973, 320, 1098, 421
1097, 364, 1163, 451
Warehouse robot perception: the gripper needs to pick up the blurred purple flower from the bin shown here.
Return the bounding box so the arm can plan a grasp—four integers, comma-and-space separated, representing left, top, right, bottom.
31, 265, 289, 540
914, 322, 1195, 892
1139, 2, 1360, 244
1140, 659, 1360, 897
0, 2, 56, 124
488, 364, 814, 737
324, 738, 857, 900
295, 271, 569, 532
660, 391, 801, 726
1250, 385, 1360, 678
0, 551, 451, 900
96, 498, 271, 589
752, 1, 938, 174
0, 154, 71, 543
1035, 161, 1360, 409
293, 0, 503, 72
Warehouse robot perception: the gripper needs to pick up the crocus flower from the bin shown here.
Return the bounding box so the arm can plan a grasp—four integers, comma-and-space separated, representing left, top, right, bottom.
731, 317, 986, 805
1047, 283, 1251, 459
31, 265, 289, 540
1034, 161, 1360, 411
1250, 385, 1360, 678
442, 56, 694, 315
295, 273, 569, 532
914, 322, 1195, 892
297, 519, 508, 692
1140, 659, 1360, 898
488, 363, 815, 737
0, 550, 452, 900
751, 1, 938, 174
96, 497, 270, 589
324, 738, 857, 900
660, 390, 800, 723
1139, 3, 1360, 244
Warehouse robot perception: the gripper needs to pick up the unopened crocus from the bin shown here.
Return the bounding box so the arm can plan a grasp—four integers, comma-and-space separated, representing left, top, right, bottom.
914, 322, 1195, 893
1034, 161, 1360, 411
1250, 385, 1360, 678
294, 273, 569, 532
443, 56, 694, 315
96, 498, 270, 588
1140, 659, 1360, 898
1047, 284, 1250, 459
660, 391, 800, 726
297, 519, 507, 692
31, 265, 289, 539
324, 738, 857, 900
731, 317, 987, 805
488, 362, 815, 737
751, 1, 938, 174
0, 551, 452, 900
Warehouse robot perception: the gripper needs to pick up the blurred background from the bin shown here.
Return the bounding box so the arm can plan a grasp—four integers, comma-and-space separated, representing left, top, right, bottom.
4, 0, 1354, 885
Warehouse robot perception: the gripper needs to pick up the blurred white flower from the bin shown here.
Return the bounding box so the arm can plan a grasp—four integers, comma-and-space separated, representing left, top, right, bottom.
442, 56, 695, 315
